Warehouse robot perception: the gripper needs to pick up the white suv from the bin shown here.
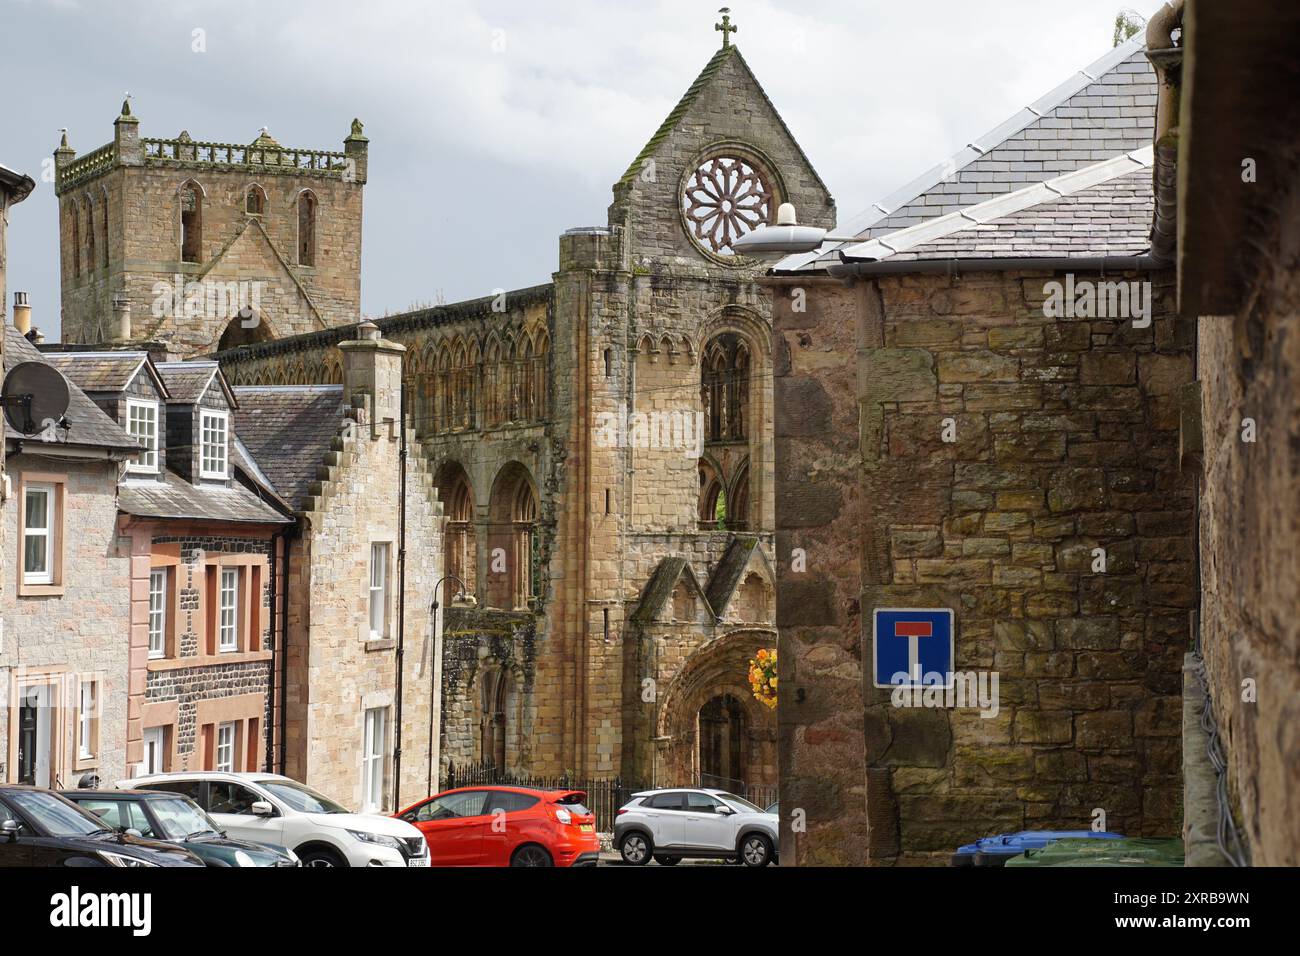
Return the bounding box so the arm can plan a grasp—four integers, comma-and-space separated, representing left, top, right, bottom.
120, 772, 429, 868
615, 788, 778, 867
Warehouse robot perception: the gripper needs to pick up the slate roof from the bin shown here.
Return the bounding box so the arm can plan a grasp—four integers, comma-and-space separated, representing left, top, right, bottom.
631, 557, 715, 625
118, 469, 291, 525
41, 351, 168, 397
155, 361, 224, 405
781, 36, 1157, 270
704, 536, 762, 615
839, 151, 1153, 263
3, 327, 140, 453
231, 385, 345, 511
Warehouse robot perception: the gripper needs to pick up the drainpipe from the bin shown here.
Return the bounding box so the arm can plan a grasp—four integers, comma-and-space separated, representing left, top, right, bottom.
393, 380, 408, 809
1144, 1, 1184, 268
279, 527, 292, 775
266, 528, 281, 772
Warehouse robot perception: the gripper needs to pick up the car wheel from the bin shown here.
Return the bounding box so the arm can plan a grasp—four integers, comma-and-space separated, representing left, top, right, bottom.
510, 844, 553, 867
619, 831, 652, 866
298, 847, 347, 868
653, 855, 681, 866
739, 833, 773, 867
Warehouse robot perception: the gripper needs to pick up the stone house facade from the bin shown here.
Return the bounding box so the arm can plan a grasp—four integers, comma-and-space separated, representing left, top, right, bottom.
0, 328, 141, 789
53, 102, 366, 357
234, 323, 444, 813
42, 350, 293, 779
213, 39, 830, 791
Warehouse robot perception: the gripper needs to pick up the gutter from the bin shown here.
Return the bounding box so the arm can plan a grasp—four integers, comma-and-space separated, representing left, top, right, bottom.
819, 253, 1165, 281
393, 381, 408, 809
266, 527, 282, 772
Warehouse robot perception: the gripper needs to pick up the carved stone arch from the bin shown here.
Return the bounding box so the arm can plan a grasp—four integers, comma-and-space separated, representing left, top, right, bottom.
486, 461, 540, 610
469, 657, 525, 770
245, 182, 268, 216
177, 178, 205, 264
434, 459, 478, 598
294, 187, 318, 266
654, 628, 778, 787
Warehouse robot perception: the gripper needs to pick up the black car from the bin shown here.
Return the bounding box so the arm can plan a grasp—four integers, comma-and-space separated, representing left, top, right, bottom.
61, 789, 298, 867
0, 785, 202, 867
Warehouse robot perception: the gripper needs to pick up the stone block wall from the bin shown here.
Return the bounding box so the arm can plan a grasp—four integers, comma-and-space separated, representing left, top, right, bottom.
775, 268, 1197, 864
1196, 267, 1300, 865
287, 400, 444, 811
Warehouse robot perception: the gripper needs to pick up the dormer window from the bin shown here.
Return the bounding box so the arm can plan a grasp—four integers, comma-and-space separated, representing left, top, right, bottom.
125, 398, 160, 474
199, 409, 228, 479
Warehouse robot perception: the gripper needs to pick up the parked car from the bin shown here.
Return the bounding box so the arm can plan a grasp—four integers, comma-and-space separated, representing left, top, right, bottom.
63, 788, 299, 867
395, 786, 599, 866
121, 772, 428, 868
0, 785, 203, 867
615, 788, 778, 867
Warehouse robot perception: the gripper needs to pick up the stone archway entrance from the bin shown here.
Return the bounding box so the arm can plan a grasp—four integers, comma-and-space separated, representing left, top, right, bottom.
699, 693, 747, 787
654, 629, 777, 788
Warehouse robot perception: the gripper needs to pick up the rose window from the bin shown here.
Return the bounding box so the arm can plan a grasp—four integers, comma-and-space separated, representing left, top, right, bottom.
682, 155, 774, 256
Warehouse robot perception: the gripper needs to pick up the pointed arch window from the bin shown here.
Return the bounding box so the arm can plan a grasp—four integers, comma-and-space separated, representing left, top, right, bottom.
702, 332, 750, 442
100, 189, 110, 268
180, 183, 202, 263
70, 201, 81, 277
440, 466, 477, 597
297, 191, 316, 266
246, 184, 266, 216
84, 197, 96, 273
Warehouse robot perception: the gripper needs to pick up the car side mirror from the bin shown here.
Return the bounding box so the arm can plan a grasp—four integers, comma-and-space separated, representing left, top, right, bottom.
125, 828, 143, 838
716, 805, 735, 815
401, 812, 416, 823
1, 819, 21, 839
250, 801, 274, 817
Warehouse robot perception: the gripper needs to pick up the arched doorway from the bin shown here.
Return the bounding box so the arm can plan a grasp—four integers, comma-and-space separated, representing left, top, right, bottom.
698, 693, 747, 788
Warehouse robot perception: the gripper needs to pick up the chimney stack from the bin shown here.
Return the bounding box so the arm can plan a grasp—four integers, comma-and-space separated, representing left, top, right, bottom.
339, 321, 405, 436
12, 292, 31, 335
112, 292, 132, 342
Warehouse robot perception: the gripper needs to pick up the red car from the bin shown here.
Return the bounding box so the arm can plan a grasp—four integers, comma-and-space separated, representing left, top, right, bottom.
395, 786, 600, 867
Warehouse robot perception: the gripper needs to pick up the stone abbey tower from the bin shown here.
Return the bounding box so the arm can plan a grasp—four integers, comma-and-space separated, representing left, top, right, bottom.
213, 29, 835, 790
53, 100, 366, 358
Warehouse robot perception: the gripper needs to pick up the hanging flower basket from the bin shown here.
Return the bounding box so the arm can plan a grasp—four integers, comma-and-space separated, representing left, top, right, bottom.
748, 647, 778, 710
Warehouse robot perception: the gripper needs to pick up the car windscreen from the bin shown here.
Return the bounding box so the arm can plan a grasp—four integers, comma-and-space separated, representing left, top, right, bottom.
256, 779, 348, 814
149, 797, 221, 840
717, 793, 764, 813
6, 790, 111, 837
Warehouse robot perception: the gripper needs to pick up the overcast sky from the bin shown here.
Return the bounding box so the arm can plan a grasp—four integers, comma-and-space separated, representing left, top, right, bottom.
0, 0, 1164, 340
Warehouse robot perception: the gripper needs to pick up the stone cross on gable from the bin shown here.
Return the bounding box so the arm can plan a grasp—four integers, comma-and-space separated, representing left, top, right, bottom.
715, 7, 737, 48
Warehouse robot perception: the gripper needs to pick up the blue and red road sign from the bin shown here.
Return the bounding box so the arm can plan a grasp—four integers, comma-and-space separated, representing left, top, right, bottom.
873, 608, 954, 688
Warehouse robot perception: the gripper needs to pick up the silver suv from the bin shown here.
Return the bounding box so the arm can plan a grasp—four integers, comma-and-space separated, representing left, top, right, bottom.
614, 788, 777, 867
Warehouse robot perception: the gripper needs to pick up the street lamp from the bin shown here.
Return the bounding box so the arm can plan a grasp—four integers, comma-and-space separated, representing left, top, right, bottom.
427, 574, 476, 796
730, 202, 867, 258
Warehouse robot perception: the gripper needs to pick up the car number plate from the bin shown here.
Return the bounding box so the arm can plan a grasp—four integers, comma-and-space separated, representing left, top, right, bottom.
408, 857, 430, 867
580, 824, 594, 832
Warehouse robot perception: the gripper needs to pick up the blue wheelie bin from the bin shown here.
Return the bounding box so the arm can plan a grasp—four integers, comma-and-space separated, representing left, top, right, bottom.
950, 830, 1124, 867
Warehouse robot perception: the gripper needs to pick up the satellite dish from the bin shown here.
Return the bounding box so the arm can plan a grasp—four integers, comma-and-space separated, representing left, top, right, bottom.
3, 362, 71, 436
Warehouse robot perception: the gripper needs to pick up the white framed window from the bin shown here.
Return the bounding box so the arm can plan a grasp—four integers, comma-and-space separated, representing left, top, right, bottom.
125, 398, 160, 473
199, 409, 228, 479
369, 543, 390, 639
148, 567, 168, 658
77, 680, 98, 760
22, 483, 55, 585
219, 567, 239, 651
143, 726, 166, 775
215, 722, 236, 772
361, 707, 387, 812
